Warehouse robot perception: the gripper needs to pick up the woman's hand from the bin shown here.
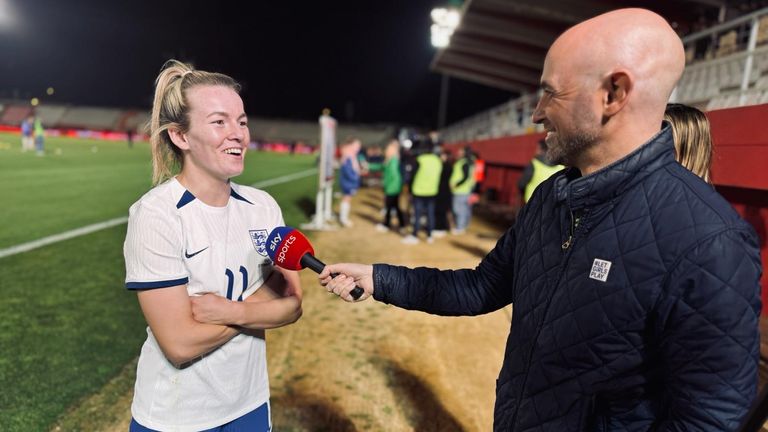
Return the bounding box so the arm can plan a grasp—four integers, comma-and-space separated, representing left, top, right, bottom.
191, 293, 242, 326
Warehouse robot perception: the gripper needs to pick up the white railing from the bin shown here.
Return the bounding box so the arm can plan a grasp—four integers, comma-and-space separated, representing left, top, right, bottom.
440, 93, 543, 143
674, 6, 768, 109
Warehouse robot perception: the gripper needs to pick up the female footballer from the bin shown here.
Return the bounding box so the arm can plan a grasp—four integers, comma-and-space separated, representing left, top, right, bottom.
123, 60, 302, 431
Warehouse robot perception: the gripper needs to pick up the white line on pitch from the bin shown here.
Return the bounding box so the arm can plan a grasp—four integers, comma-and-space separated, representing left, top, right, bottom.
0, 167, 318, 259
249, 167, 317, 188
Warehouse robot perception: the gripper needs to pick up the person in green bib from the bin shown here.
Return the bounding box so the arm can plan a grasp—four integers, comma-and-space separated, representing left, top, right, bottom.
517, 139, 564, 204
449, 146, 476, 234
376, 139, 407, 232
402, 141, 442, 244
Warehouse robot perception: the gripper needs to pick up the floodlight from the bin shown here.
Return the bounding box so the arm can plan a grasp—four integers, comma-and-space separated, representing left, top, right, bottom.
430, 6, 461, 48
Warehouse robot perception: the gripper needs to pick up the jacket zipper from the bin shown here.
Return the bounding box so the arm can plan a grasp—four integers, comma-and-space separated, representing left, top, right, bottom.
562, 209, 580, 250
510, 207, 585, 428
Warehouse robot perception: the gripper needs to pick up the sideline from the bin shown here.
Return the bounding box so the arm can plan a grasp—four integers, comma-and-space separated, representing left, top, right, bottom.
0, 168, 318, 260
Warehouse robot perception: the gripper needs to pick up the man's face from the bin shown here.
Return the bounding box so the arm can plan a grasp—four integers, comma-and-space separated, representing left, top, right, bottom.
532, 51, 601, 166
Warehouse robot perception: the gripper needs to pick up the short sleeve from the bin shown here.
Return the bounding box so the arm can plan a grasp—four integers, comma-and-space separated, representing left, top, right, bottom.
123, 200, 188, 289
252, 188, 284, 229
268, 193, 285, 228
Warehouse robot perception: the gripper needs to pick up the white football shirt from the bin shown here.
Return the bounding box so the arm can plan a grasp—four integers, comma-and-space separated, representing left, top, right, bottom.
124, 178, 282, 431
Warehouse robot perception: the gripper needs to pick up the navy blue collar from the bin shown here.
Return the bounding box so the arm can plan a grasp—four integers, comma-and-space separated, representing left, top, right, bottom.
176, 190, 196, 209
176, 186, 253, 209
230, 188, 253, 205
554, 124, 676, 211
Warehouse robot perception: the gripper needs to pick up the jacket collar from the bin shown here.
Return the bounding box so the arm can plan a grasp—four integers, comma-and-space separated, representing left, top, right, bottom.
554, 124, 675, 211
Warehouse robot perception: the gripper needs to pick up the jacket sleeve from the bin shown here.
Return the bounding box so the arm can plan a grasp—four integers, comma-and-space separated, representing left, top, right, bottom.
655, 227, 762, 431
372, 226, 517, 315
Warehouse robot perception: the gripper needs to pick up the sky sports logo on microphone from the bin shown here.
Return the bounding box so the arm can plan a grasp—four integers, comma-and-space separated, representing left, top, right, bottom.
268, 231, 282, 255
276, 235, 297, 264
266, 227, 314, 271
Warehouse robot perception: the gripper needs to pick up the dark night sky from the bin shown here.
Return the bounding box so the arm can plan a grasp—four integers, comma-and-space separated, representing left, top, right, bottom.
0, 0, 513, 128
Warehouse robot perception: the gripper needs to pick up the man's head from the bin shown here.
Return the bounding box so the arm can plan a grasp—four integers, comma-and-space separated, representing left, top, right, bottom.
532, 8, 685, 173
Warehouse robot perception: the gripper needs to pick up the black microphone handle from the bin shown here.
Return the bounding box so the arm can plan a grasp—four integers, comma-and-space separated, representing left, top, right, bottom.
300, 253, 364, 300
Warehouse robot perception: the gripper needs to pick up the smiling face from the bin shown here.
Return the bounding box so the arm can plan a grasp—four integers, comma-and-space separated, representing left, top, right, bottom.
174, 85, 249, 183
532, 49, 601, 167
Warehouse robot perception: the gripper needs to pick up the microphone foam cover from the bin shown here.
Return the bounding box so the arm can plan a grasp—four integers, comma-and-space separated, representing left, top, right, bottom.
266, 227, 315, 270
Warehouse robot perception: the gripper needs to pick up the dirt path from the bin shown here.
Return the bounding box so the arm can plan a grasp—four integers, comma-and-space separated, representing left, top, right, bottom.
269, 187, 511, 431
60, 187, 511, 431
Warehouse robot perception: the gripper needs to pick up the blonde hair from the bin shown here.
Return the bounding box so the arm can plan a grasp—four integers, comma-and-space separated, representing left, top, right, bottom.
148, 60, 242, 185
664, 103, 713, 183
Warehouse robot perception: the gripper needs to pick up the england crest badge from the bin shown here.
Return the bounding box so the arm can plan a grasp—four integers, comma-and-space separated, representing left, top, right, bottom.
249, 229, 269, 257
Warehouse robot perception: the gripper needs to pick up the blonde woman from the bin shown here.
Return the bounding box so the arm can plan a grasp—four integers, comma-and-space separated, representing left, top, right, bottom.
664, 103, 713, 182
123, 60, 302, 431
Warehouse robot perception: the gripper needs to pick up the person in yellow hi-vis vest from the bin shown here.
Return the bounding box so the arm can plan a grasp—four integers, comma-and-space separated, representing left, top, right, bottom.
402, 142, 442, 245
449, 146, 476, 234
517, 139, 564, 204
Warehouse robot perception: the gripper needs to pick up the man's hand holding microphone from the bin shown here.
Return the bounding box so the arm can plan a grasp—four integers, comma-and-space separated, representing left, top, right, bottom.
318, 263, 374, 302
266, 227, 373, 302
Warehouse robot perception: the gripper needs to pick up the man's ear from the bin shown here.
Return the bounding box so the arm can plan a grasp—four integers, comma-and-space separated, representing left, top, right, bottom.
167, 126, 190, 151
604, 71, 632, 117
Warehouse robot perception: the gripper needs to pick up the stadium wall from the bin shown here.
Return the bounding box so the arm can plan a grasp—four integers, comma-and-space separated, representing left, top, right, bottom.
448, 103, 768, 314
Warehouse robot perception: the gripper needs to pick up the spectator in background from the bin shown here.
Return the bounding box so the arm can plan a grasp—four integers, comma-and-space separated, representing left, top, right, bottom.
432, 147, 453, 237
338, 137, 362, 227
357, 144, 369, 183
428, 130, 442, 150
20, 115, 33, 152
472, 151, 486, 203
126, 128, 135, 149
664, 103, 713, 182
517, 139, 564, 204
376, 139, 407, 233
449, 146, 476, 234
400, 146, 417, 187
33, 116, 45, 156
399, 145, 417, 224
402, 141, 442, 244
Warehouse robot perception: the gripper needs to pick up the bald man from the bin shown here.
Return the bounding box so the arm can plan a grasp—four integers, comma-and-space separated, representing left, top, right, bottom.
320, 9, 762, 431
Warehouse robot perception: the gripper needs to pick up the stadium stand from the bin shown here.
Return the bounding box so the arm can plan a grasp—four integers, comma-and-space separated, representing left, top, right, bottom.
0, 104, 32, 126
35, 104, 69, 126
249, 118, 394, 147
115, 110, 151, 134
0, 99, 395, 148
57, 107, 125, 130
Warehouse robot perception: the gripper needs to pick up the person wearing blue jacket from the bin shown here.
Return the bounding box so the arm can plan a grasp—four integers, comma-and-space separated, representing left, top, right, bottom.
319, 8, 762, 431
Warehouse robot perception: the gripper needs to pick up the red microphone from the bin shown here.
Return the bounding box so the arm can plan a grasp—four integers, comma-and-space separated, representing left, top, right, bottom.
266, 227, 364, 300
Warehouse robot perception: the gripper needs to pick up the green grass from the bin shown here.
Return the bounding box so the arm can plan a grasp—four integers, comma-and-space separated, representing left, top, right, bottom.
0, 134, 319, 430
0, 134, 317, 248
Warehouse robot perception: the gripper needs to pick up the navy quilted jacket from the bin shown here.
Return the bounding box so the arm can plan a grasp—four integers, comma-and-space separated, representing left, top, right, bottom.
373, 126, 762, 431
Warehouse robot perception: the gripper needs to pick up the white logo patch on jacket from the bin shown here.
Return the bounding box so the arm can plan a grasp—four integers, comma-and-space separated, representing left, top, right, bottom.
589, 258, 612, 282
